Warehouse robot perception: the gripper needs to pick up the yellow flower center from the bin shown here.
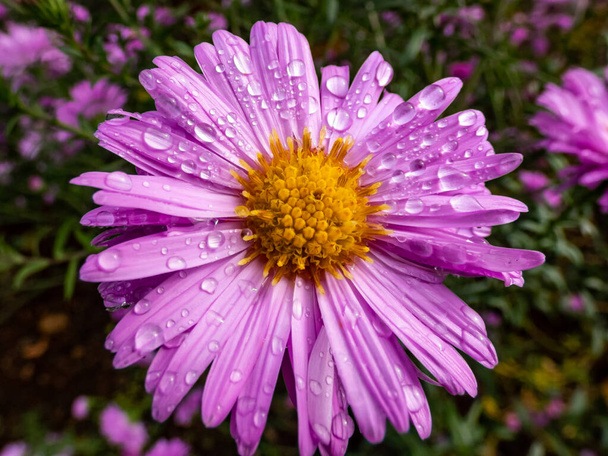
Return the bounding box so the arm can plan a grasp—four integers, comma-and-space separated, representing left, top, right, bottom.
232, 128, 389, 290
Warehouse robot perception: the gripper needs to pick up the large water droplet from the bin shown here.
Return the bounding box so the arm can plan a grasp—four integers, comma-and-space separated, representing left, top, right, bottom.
403, 384, 424, 412
419, 84, 446, 110
404, 198, 424, 214
309, 380, 322, 396
208, 340, 220, 352
134, 323, 164, 352
375, 61, 393, 87
393, 102, 416, 125
143, 128, 172, 150
292, 299, 303, 320
194, 124, 216, 143
458, 110, 477, 126
253, 410, 267, 428
167, 256, 187, 270
438, 166, 469, 191
325, 76, 349, 97
381, 153, 396, 168
331, 412, 355, 439
233, 53, 253, 74
271, 336, 284, 355
207, 232, 225, 249
287, 59, 305, 77
185, 370, 198, 385
201, 277, 218, 294
312, 423, 331, 444
105, 171, 132, 191
97, 250, 121, 272
449, 194, 484, 212
133, 299, 151, 315
230, 370, 243, 383
180, 160, 197, 174
247, 80, 262, 96
326, 108, 353, 131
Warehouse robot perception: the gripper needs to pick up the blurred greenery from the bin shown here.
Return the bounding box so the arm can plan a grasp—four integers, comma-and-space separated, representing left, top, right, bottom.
1, 0, 607, 455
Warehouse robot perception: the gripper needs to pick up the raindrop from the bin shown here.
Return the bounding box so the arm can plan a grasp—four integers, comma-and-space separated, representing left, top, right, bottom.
271, 336, 284, 355
253, 410, 267, 428
312, 423, 331, 444
208, 340, 220, 352
449, 195, 484, 212
287, 59, 305, 77
326, 108, 353, 131
309, 380, 322, 395
292, 299, 303, 320
381, 153, 396, 168
224, 263, 235, 276
230, 370, 243, 383
409, 159, 426, 172
418, 84, 446, 110
441, 140, 459, 153
438, 166, 469, 191
356, 107, 367, 119
393, 102, 416, 125
215, 64, 225, 73
233, 53, 253, 74
105, 171, 132, 191
194, 124, 216, 143
143, 128, 172, 150
96, 211, 115, 225
404, 198, 424, 214
134, 323, 165, 352
458, 110, 477, 126
403, 385, 424, 412
375, 61, 393, 87
185, 370, 198, 385
325, 76, 349, 97
247, 81, 262, 96
207, 232, 225, 249
133, 299, 151, 315
97, 250, 121, 272
200, 277, 218, 294
331, 412, 354, 439
159, 372, 176, 394
167, 256, 187, 270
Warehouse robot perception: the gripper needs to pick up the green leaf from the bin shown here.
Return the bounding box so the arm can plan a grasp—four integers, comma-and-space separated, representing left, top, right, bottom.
13, 258, 51, 289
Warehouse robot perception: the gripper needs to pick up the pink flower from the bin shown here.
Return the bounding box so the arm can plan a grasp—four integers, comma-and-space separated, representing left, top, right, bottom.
0, 23, 71, 82
73, 21, 544, 455
145, 438, 189, 456
531, 67, 608, 212
99, 403, 148, 456
448, 59, 477, 80
207, 12, 228, 32
71, 395, 90, 420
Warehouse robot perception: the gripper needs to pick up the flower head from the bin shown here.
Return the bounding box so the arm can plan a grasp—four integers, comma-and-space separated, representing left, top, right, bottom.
99, 403, 148, 456
73, 21, 544, 455
531, 67, 608, 212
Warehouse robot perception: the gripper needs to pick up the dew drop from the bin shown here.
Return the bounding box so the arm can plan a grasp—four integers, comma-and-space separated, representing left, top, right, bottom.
230, 370, 243, 383
356, 106, 367, 118
134, 323, 164, 352
292, 299, 303, 320
287, 59, 305, 77
404, 198, 424, 214
200, 277, 218, 294
247, 80, 262, 96
215, 64, 225, 73
133, 299, 151, 315
325, 76, 349, 97
375, 61, 393, 87
194, 124, 216, 143
393, 102, 416, 125
309, 380, 322, 395
312, 423, 331, 444
97, 250, 121, 272
326, 108, 353, 131
409, 159, 426, 172
143, 128, 172, 150
253, 410, 267, 428
233, 53, 253, 74
96, 211, 115, 225
271, 336, 284, 355
167, 256, 187, 270
105, 171, 132, 191
207, 232, 225, 249
403, 385, 424, 411
381, 153, 396, 168
208, 340, 220, 352
458, 110, 477, 126
158, 372, 176, 394
181, 160, 197, 174
419, 84, 446, 110
185, 370, 198, 385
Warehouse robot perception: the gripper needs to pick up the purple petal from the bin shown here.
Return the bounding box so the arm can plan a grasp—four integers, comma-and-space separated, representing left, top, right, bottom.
81, 206, 189, 227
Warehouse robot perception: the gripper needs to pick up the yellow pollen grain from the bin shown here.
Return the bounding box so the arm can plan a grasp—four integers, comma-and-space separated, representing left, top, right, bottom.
232, 128, 390, 290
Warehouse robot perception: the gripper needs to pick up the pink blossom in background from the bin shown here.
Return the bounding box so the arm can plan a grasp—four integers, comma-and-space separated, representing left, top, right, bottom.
71, 395, 90, 420
73, 21, 544, 456
137, 6, 176, 26
145, 438, 190, 456
531, 67, 608, 212
56, 79, 128, 132
0, 442, 27, 456
207, 12, 228, 32
104, 24, 149, 70
520, 170, 550, 192
437, 5, 484, 38
504, 411, 522, 432
99, 403, 148, 456
448, 59, 477, 80
174, 388, 202, 426
568, 294, 585, 312
69, 3, 90, 22
0, 5, 8, 21
0, 23, 71, 83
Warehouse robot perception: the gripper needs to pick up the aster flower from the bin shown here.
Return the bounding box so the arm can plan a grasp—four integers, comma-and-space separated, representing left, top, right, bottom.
531, 67, 608, 212
99, 403, 148, 456
145, 438, 190, 456
73, 21, 544, 455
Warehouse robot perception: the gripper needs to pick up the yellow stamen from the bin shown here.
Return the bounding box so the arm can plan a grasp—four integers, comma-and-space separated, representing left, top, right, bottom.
234, 128, 390, 288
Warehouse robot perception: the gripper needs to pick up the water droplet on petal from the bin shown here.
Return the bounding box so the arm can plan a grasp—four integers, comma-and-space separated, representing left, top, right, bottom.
458, 110, 477, 126
180, 160, 197, 174
271, 336, 284, 355
312, 423, 331, 444
143, 128, 172, 150
134, 323, 165, 353
381, 153, 396, 168
159, 372, 176, 393
403, 385, 424, 412
208, 340, 220, 352
167, 256, 187, 270
287, 59, 305, 77
233, 53, 253, 74
194, 124, 216, 143
200, 277, 218, 294
207, 232, 225, 249
253, 410, 267, 428
419, 84, 446, 110
404, 198, 424, 214
325, 76, 349, 97
185, 370, 198, 385
133, 299, 151, 315
375, 61, 393, 87
331, 412, 354, 439
247, 80, 262, 96
292, 299, 303, 319
326, 108, 353, 131
393, 102, 416, 125
309, 380, 322, 395
230, 370, 243, 383
97, 250, 121, 272
105, 171, 132, 191
449, 194, 484, 212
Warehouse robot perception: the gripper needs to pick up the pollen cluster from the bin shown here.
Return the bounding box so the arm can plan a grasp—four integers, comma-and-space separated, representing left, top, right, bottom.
232, 128, 389, 289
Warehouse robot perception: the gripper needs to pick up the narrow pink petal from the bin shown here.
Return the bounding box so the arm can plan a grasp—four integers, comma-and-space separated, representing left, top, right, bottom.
81, 206, 189, 227
288, 278, 321, 456
201, 281, 274, 427
347, 78, 463, 165
107, 252, 247, 368
150, 260, 265, 422
95, 116, 243, 190
141, 56, 260, 166
194, 42, 240, 111
231, 279, 293, 454
318, 277, 400, 442
80, 222, 248, 282
320, 275, 410, 432
349, 259, 479, 396
353, 92, 404, 145
377, 194, 527, 228
145, 344, 179, 392
72, 172, 242, 219
320, 65, 350, 145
